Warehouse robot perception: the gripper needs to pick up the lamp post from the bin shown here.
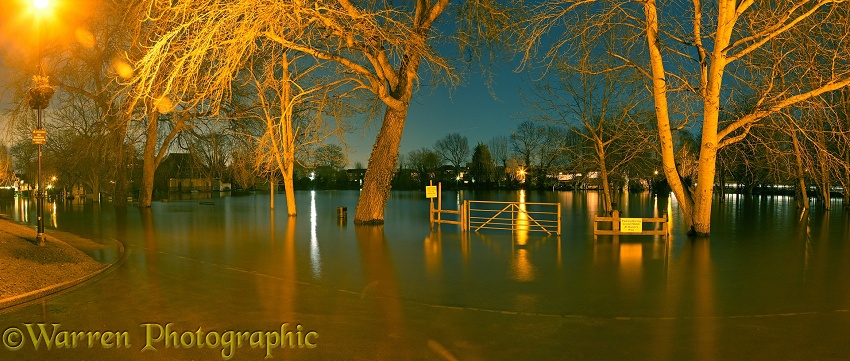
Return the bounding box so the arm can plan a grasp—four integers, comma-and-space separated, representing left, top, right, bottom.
28, 0, 54, 246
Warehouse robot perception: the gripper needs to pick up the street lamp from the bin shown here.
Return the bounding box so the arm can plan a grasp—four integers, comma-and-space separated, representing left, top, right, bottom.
27, 0, 54, 246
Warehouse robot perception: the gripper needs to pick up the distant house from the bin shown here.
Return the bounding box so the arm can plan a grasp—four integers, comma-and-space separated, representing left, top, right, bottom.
346, 168, 366, 187
155, 153, 212, 193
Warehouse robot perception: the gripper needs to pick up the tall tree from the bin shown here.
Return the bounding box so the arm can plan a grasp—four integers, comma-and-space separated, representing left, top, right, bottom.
520, 0, 850, 235
125, 1, 454, 222
434, 132, 470, 178
406, 147, 442, 187
469, 142, 496, 187
2, 1, 141, 204
488, 135, 510, 169
125, 2, 354, 213
0, 144, 13, 187
312, 144, 348, 171
527, 54, 654, 212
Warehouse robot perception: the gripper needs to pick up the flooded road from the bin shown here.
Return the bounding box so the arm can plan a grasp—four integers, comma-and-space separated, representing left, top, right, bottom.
1, 190, 849, 360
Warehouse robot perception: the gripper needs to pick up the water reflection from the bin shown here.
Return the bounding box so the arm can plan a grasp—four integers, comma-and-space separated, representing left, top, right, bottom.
51, 201, 58, 228
510, 247, 535, 282
619, 242, 643, 292
309, 191, 321, 278
516, 189, 529, 246
354, 225, 410, 359
2, 191, 850, 359
690, 238, 716, 359
423, 230, 443, 277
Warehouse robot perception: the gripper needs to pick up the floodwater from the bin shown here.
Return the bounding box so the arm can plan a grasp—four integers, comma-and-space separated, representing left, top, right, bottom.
0, 190, 849, 360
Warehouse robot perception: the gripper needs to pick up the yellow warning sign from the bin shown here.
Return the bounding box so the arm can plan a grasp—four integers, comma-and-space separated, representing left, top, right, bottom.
620, 218, 643, 233
31, 129, 47, 145
425, 186, 437, 198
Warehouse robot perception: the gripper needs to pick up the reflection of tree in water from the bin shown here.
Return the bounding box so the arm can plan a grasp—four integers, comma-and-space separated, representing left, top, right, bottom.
138, 207, 165, 312
354, 225, 411, 359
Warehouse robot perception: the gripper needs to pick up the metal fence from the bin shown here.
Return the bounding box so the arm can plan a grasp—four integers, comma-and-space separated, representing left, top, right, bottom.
465, 200, 561, 235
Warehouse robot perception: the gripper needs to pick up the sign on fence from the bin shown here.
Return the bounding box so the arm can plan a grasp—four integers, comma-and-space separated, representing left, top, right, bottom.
620, 218, 643, 233
425, 186, 437, 198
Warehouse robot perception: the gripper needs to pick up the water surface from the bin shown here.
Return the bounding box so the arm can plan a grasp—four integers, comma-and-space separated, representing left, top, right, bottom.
0, 190, 848, 360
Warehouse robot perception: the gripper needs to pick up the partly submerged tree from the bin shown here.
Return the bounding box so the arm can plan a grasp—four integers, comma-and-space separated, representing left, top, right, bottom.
124, 0, 455, 222
124, 1, 356, 213
518, 0, 850, 235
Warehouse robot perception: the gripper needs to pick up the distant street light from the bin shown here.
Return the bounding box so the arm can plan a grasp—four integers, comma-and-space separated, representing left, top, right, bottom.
27, 0, 54, 246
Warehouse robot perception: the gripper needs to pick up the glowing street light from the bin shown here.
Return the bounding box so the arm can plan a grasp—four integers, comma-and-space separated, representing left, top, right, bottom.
28, 0, 55, 246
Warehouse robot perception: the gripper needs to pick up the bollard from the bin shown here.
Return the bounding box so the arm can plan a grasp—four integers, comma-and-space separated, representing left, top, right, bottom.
337, 206, 347, 219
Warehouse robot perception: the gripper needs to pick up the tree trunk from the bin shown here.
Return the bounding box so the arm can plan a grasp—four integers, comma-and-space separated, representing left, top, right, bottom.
111, 120, 129, 206
690, 133, 720, 236
818, 152, 831, 210
596, 140, 613, 214
354, 106, 408, 224
89, 175, 101, 204
283, 167, 296, 217
139, 112, 158, 208
844, 164, 850, 210
643, 1, 695, 229
791, 130, 810, 210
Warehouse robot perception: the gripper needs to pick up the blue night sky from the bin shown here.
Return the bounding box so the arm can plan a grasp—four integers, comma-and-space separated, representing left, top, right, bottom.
346, 66, 528, 167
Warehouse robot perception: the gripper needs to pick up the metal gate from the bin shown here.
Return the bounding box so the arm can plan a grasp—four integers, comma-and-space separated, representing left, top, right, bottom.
466, 200, 561, 235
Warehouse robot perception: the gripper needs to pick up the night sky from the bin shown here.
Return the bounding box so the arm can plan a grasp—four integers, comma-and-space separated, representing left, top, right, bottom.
348, 67, 527, 167
0, 0, 532, 169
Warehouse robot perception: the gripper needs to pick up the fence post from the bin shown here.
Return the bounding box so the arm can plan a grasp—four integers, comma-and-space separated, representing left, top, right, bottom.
462, 200, 467, 232
437, 182, 442, 223
612, 210, 620, 233
557, 203, 561, 235
429, 180, 434, 228
429, 199, 434, 228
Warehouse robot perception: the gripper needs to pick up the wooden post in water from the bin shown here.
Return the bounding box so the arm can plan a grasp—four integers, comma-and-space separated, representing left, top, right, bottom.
437, 182, 442, 224
429, 180, 434, 228
557, 203, 561, 236
461, 200, 467, 232
612, 210, 620, 232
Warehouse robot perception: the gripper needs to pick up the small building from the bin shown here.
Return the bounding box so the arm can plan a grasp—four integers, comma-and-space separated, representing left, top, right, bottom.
156, 153, 211, 193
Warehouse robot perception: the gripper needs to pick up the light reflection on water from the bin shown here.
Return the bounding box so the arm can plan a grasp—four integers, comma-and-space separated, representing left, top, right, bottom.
0, 190, 848, 320
309, 190, 321, 278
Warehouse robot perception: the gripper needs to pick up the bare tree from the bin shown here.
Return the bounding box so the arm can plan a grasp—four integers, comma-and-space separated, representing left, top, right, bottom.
510, 120, 544, 169
2, 1, 143, 204
312, 144, 348, 171
434, 132, 470, 178
527, 52, 654, 212
520, 1, 850, 235
488, 135, 510, 169
124, 0, 455, 223
0, 144, 13, 187
407, 147, 443, 187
